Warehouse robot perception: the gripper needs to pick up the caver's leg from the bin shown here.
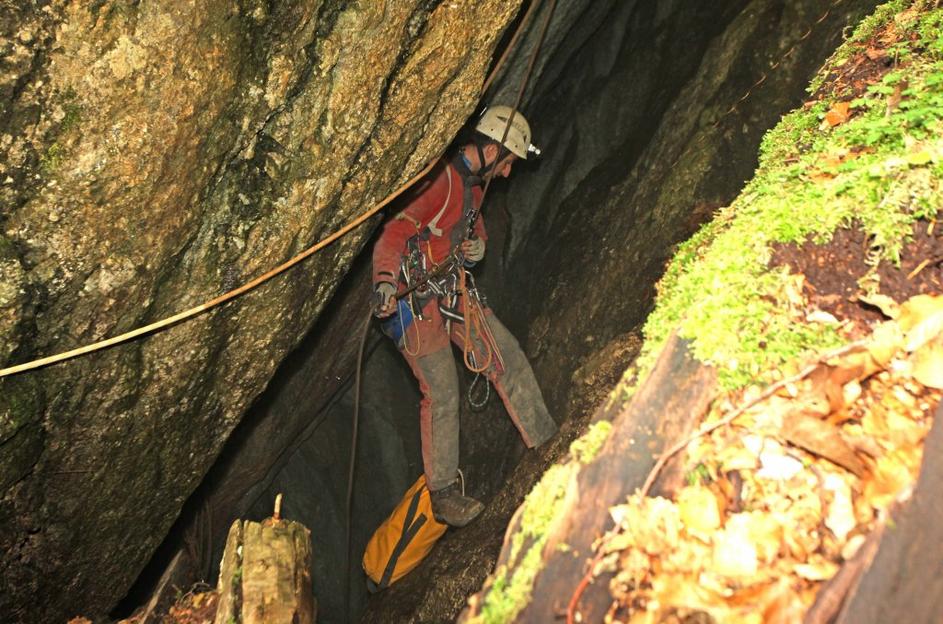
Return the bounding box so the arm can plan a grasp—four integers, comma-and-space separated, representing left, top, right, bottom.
399, 304, 483, 527
452, 308, 558, 448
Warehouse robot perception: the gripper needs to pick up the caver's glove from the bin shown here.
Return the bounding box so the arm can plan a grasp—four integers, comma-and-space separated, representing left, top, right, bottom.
461, 237, 486, 263
375, 282, 397, 318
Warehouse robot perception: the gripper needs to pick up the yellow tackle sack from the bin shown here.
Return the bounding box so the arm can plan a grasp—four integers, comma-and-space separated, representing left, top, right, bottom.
362, 474, 447, 591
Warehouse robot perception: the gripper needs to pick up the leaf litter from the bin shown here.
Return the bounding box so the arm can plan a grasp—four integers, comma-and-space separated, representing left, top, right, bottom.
597, 294, 943, 624
589, 3, 943, 622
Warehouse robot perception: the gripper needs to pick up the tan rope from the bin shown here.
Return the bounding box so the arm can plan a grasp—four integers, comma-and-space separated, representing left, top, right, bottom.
479, 0, 544, 96
0, 159, 438, 378
0, 2, 541, 379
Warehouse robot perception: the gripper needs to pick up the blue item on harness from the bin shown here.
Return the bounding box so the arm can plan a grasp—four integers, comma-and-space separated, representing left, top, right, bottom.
381, 299, 414, 344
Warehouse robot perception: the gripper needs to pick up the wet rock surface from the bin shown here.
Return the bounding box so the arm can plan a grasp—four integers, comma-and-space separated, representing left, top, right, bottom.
0, 1, 522, 621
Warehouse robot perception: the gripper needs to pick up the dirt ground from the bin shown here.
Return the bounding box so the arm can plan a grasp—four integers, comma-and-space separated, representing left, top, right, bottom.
770, 218, 943, 332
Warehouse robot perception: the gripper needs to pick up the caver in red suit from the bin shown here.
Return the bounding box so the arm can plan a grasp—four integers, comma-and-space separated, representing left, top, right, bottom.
372, 107, 557, 527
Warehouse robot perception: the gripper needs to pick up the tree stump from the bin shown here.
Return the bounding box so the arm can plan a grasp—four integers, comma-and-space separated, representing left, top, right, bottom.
214, 516, 316, 624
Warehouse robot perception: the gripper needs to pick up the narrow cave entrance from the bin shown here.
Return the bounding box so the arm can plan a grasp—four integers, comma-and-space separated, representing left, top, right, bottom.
115, 1, 880, 622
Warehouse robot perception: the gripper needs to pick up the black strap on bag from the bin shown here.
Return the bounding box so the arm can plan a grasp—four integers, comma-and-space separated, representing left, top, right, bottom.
369, 487, 428, 592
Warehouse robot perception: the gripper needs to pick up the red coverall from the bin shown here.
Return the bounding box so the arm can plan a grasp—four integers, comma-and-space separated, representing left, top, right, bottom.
373, 157, 557, 492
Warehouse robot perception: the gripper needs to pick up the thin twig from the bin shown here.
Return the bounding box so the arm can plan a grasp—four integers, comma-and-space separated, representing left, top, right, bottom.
640, 340, 865, 498
567, 340, 866, 624
906, 257, 931, 280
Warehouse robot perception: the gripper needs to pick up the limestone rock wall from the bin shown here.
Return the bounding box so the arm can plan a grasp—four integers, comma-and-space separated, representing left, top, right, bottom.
0, 1, 523, 621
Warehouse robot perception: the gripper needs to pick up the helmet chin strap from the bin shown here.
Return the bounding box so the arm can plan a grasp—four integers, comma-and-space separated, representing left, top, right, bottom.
474, 142, 510, 178
475, 143, 494, 177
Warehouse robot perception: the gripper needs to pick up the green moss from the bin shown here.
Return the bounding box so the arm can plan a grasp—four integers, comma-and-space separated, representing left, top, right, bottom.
569, 420, 612, 464
637, 0, 943, 391
470, 464, 574, 624
809, 0, 915, 95
472, 420, 620, 620
39, 143, 65, 174
474, 2, 943, 617
61, 101, 83, 133
476, 546, 543, 624
849, 0, 914, 45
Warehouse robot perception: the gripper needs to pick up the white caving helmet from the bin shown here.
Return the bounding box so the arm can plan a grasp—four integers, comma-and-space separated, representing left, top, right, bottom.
475, 105, 541, 159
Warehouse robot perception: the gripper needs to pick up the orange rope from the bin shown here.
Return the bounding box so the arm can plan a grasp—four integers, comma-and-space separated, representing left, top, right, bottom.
459, 268, 501, 374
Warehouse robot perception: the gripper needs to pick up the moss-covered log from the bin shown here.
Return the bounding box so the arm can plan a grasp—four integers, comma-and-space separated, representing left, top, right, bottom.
460, 334, 717, 623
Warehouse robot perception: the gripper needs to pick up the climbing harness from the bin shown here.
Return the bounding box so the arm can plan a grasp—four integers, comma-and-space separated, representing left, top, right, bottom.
347, 1, 557, 616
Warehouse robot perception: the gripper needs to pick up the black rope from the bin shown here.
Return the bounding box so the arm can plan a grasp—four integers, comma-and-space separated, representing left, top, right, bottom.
344, 308, 374, 623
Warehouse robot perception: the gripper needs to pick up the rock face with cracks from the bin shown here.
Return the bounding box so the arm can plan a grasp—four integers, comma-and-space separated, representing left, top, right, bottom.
0, 1, 522, 621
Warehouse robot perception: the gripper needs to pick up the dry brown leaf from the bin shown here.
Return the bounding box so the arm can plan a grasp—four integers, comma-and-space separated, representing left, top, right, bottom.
628, 610, 658, 624
823, 474, 856, 542
756, 448, 804, 481
794, 558, 840, 581
713, 522, 759, 579
880, 405, 927, 451
810, 171, 835, 182
842, 379, 862, 405
651, 572, 720, 614
841, 534, 867, 560
761, 579, 806, 624
807, 309, 841, 325
845, 433, 883, 459
739, 511, 784, 563
679, 485, 723, 539
718, 444, 761, 472
857, 292, 900, 319
821, 152, 844, 168
781, 413, 866, 477
905, 310, 943, 352
897, 294, 943, 334
865, 46, 886, 60
826, 350, 872, 385
879, 22, 900, 46
912, 340, 943, 389
863, 450, 916, 510
823, 101, 851, 127
865, 322, 905, 367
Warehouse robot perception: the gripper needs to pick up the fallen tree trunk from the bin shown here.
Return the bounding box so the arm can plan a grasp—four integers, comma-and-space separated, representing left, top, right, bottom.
462, 333, 717, 622
214, 512, 316, 624
520, 334, 716, 622
830, 401, 943, 623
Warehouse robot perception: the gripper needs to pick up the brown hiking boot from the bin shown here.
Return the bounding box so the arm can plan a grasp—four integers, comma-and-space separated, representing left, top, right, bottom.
430, 481, 483, 527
